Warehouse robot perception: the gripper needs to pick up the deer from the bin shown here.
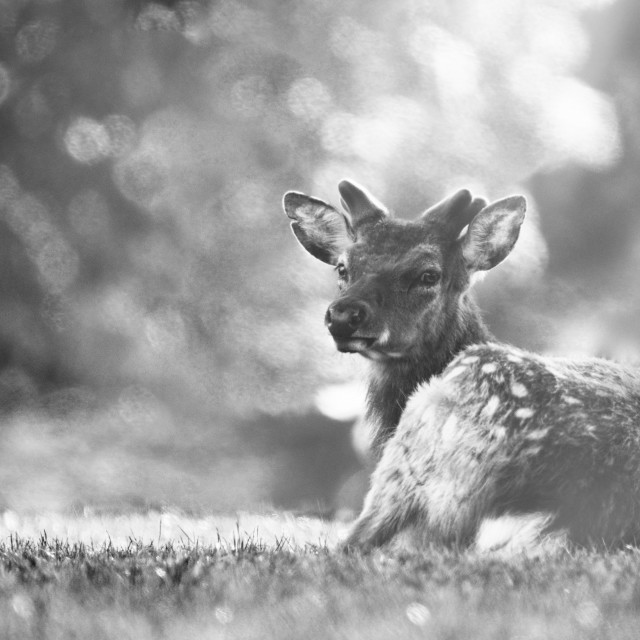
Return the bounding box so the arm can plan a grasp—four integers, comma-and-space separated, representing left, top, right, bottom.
282, 179, 640, 553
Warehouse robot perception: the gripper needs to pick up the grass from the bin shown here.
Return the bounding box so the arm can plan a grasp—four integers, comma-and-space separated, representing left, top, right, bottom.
2, 513, 640, 639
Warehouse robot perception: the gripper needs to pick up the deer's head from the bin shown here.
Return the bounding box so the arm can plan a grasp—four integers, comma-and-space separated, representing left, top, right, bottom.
283, 180, 525, 362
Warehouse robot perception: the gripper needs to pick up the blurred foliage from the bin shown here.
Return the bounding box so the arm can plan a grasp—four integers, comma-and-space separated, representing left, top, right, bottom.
0, 0, 638, 511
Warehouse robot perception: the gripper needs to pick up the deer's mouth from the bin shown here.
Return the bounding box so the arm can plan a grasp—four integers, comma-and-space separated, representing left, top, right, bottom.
333, 337, 377, 353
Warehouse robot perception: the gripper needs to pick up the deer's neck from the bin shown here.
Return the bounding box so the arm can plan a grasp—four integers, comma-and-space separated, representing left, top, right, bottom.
366, 298, 491, 456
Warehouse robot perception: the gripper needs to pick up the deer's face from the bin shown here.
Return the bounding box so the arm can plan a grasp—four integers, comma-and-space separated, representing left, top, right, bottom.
283, 180, 525, 361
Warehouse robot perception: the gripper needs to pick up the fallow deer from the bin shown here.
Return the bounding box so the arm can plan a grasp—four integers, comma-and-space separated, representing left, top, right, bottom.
282, 180, 640, 552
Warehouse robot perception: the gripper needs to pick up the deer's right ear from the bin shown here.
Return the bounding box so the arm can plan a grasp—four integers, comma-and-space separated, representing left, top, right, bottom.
460, 195, 526, 272
283, 191, 354, 265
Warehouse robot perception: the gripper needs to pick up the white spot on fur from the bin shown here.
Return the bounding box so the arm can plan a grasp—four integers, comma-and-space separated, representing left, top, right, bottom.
444, 366, 466, 381
511, 382, 528, 398
420, 404, 438, 426
378, 327, 391, 345
469, 271, 487, 286
564, 395, 581, 405
491, 425, 507, 440
525, 427, 548, 440
507, 354, 523, 363
515, 407, 535, 420
441, 412, 458, 445
585, 424, 598, 438
462, 355, 480, 364
482, 395, 500, 419
481, 363, 498, 374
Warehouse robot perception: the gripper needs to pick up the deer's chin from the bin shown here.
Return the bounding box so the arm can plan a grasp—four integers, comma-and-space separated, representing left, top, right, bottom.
333, 337, 377, 354
363, 349, 408, 361
333, 337, 408, 360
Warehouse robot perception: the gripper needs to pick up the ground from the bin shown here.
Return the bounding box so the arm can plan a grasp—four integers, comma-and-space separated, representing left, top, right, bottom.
2, 512, 640, 639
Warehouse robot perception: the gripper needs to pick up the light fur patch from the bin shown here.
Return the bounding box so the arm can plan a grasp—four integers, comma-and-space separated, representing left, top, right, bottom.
482, 395, 500, 419
444, 366, 466, 381
515, 407, 535, 420
441, 413, 458, 445
475, 512, 565, 555
525, 427, 548, 440
481, 363, 498, 374
419, 404, 438, 427
491, 425, 507, 440
511, 382, 528, 398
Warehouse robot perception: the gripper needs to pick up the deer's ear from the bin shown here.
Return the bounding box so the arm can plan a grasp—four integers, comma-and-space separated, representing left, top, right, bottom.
460, 196, 526, 272
283, 191, 354, 265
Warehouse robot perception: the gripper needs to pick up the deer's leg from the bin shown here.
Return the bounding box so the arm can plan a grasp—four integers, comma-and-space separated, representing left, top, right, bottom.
342, 430, 423, 552
342, 378, 493, 551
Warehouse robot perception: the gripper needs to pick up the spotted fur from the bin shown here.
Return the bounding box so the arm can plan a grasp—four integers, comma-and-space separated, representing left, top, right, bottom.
282, 179, 640, 552
345, 343, 640, 550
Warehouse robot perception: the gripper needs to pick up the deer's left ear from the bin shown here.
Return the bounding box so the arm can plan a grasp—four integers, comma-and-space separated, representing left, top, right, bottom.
460, 196, 526, 272
283, 191, 354, 265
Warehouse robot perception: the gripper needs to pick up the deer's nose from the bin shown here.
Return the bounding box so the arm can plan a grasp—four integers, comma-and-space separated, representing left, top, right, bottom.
325, 300, 370, 338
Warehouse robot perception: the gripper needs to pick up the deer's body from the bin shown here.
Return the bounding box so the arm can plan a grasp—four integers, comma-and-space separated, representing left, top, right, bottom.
353, 342, 640, 550
282, 179, 640, 551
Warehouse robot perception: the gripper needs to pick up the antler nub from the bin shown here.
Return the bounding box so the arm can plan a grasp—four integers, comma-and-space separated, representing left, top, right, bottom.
422, 189, 488, 238
338, 179, 389, 230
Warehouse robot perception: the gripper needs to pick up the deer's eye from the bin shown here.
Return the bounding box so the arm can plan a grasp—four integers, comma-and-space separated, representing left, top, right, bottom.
418, 269, 440, 287
336, 263, 348, 279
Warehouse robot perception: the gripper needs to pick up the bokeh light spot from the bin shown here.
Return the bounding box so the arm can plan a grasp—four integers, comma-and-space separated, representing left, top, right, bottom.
16, 20, 59, 64
410, 25, 480, 100
528, 7, 588, 73
542, 79, 621, 168
209, 0, 262, 39
135, 3, 181, 31
144, 308, 186, 355
113, 151, 168, 207
221, 179, 270, 227
178, 1, 212, 45
287, 77, 332, 123
320, 112, 358, 156
34, 237, 79, 293
315, 382, 365, 421
104, 114, 137, 157
64, 117, 111, 164
330, 17, 378, 59
6, 193, 51, 248
230, 75, 271, 118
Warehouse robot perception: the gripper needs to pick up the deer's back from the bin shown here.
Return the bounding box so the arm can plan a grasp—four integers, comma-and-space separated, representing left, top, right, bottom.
397, 343, 640, 545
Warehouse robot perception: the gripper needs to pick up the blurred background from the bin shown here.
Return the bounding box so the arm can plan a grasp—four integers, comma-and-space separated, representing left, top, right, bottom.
0, 0, 638, 517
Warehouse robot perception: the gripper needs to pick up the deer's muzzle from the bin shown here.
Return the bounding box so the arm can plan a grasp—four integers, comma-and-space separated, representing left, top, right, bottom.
325, 298, 372, 339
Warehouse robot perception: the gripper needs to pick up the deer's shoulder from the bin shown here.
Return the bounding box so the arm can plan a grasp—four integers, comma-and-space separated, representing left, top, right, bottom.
403, 343, 640, 432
